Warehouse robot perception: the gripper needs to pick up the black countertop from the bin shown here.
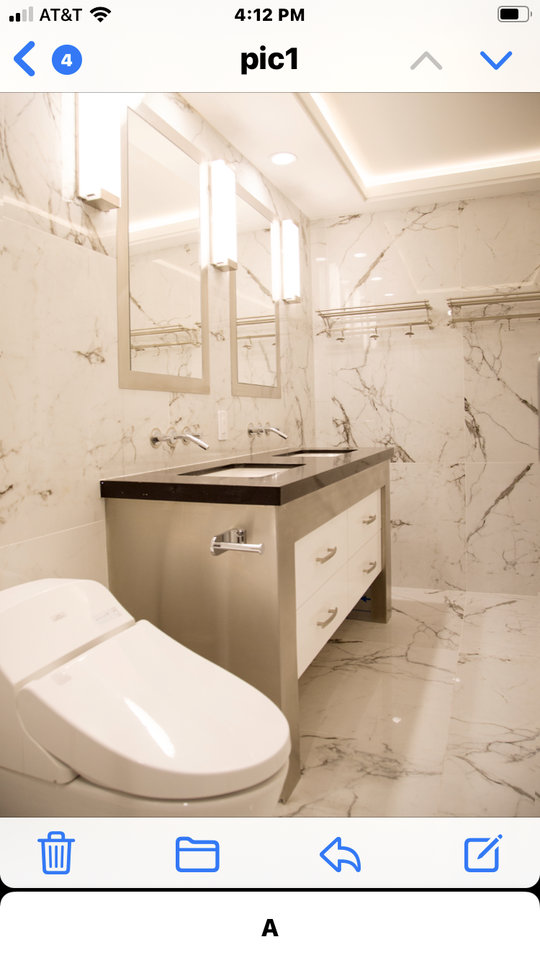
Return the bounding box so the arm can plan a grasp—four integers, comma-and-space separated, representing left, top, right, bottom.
100, 446, 394, 507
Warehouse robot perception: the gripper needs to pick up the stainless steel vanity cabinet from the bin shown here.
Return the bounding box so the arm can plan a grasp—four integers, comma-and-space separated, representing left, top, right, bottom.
102, 447, 392, 799
295, 488, 382, 676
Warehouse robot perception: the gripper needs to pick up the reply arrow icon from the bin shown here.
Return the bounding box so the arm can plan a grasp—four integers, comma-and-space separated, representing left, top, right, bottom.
320, 837, 361, 873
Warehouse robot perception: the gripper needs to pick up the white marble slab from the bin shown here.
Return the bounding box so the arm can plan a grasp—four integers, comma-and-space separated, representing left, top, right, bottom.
466, 462, 539, 595
464, 319, 540, 463
280, 588, 538, 818
458, 193, 540, 289
0, 521, 108, 592
280, 589, 463, 817
390, 463, 466, 590
437, 592, 539, 818
314, 323, 465, 464
3, 93, 115, 255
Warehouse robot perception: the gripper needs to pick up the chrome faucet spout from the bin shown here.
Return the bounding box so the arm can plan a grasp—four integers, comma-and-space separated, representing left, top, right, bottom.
173, 430, 209, 450
265, 422, 288, 440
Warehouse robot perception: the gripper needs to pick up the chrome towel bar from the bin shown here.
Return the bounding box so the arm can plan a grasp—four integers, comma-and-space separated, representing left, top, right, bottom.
211, 528, 264, 556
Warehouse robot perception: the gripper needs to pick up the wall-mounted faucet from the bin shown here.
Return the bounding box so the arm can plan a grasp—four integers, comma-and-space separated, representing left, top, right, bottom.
150, 426, 209, 450
265, 423, 288, 440
248, 422, 288, 440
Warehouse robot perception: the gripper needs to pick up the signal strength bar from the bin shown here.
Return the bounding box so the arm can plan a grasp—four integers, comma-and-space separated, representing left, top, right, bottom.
9, 6, 33, 20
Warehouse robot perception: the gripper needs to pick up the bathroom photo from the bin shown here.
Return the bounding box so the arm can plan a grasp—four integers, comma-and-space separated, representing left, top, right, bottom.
0, 92, 538, 818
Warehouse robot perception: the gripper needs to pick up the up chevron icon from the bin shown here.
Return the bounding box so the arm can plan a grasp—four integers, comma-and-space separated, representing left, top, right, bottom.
410, 51, 443, 70
480, 51, 513, 69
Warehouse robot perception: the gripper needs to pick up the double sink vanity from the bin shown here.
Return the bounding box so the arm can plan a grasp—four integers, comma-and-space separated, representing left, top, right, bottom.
101, 445, 393, 798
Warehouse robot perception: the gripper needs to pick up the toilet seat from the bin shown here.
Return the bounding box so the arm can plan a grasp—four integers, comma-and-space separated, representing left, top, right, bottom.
16, 619, 291, 800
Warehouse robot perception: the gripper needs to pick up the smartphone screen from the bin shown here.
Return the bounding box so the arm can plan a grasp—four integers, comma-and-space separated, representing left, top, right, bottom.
0, 0, 538, 952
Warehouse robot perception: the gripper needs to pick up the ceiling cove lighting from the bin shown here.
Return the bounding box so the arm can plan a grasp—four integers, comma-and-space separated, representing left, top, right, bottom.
210, 160, 237, 271
281, 219, 301, 303
270, 152, 297, 165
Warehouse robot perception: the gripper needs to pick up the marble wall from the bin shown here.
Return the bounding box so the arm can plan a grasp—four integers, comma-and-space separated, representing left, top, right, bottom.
312, 195, 540, 594
0, 92, 315, 591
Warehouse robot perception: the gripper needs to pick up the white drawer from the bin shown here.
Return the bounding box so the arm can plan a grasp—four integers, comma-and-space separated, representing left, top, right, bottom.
296, 565, 349, 677
347, 530, 382, 607
347, 489, 381, 558
294, 510, 348, 608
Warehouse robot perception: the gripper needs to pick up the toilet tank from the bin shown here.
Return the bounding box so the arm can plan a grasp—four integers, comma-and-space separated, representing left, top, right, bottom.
0, 579, 135, 782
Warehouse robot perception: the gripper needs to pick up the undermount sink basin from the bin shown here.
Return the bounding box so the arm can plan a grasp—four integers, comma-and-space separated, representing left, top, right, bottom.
274, 449, 356, 458
185, 463, 302, 479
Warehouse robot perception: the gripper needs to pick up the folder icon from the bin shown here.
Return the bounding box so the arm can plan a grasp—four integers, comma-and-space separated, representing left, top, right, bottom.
175, 836, 220, 873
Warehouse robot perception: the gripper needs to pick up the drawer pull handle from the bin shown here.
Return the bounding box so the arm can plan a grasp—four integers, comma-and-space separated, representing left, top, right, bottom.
363, 560, 377, 574
317, 607, 338, 629
362, 514, 377, 525
316, 546, 337, 564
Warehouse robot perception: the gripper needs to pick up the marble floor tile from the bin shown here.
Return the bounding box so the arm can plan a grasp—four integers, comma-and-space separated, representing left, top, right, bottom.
437, 592, 539, 818
279, 588, 539, 818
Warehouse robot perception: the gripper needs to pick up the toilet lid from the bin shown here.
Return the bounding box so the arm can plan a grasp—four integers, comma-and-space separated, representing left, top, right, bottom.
16, 621, 290, 800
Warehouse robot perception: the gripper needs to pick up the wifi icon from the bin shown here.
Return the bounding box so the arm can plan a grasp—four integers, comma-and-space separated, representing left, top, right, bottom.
90, 6, 111, 21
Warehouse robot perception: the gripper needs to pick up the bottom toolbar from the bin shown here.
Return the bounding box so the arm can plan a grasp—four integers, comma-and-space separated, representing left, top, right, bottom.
1, 818, 537, 889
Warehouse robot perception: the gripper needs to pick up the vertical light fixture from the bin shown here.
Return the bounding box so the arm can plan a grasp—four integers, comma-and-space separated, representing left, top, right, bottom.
210, 160, 237, 271
271, 220, 281, 302
281, 218, 301, 303
77, 93, 143, 210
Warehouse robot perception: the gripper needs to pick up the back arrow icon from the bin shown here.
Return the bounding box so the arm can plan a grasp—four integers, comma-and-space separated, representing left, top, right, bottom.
410, 51, 443, 70
320, 837, 361, 873
14, 41, 35, 76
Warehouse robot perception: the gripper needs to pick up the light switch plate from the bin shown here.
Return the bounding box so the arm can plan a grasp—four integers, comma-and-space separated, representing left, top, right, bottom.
217, 410, 228, 441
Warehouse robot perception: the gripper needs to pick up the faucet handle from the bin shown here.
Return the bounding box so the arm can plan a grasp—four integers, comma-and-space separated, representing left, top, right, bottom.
248, 422, 264, 438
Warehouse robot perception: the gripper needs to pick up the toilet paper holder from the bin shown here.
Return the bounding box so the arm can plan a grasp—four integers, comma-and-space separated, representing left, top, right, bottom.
210, 528, 264, 556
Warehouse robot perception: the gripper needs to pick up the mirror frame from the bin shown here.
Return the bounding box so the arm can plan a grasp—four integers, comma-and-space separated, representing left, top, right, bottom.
230, 184, 281, 399
117, 104, 210, 393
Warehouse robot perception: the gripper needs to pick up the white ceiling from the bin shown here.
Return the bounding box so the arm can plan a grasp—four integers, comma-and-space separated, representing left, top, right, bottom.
181, 92, 540, 219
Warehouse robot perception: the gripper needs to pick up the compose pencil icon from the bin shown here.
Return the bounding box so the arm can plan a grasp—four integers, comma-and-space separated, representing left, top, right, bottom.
464, 834, 503, 872
477, 834, 503, 860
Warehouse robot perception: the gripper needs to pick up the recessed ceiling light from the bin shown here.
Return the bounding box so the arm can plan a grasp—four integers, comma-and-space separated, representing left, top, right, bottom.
371, 277, 382, 281
354, 253, 367, 258
270, 152, 297, 165
385, 293, 394, 297
315, 257, 327, 262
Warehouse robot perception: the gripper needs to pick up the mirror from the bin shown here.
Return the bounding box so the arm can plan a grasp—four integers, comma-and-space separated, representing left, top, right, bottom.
118, 105, 210, 392
230, 186, 281, 399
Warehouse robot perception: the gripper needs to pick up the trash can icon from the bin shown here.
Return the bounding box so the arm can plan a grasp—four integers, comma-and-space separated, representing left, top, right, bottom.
38, 830, 75, 875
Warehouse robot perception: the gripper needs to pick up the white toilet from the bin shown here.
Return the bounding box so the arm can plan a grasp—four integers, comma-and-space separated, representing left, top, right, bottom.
0, 579, 290, 816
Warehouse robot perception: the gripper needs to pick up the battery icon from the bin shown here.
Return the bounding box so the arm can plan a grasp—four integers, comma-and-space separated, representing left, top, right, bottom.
498, 6, 530, 19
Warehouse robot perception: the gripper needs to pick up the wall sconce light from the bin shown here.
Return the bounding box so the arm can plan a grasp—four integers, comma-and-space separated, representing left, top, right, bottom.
77, 94, 143, 211
210, 160, 237, 271
77, 94, 125, 210
281, 219, 301, 303
271, 220, 281, 302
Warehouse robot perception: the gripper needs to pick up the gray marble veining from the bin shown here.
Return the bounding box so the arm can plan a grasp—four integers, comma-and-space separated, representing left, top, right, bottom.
279, 588, 539, 818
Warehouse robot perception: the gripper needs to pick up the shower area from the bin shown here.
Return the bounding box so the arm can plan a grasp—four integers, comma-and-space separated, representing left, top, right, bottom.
280, 193, 540, 818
